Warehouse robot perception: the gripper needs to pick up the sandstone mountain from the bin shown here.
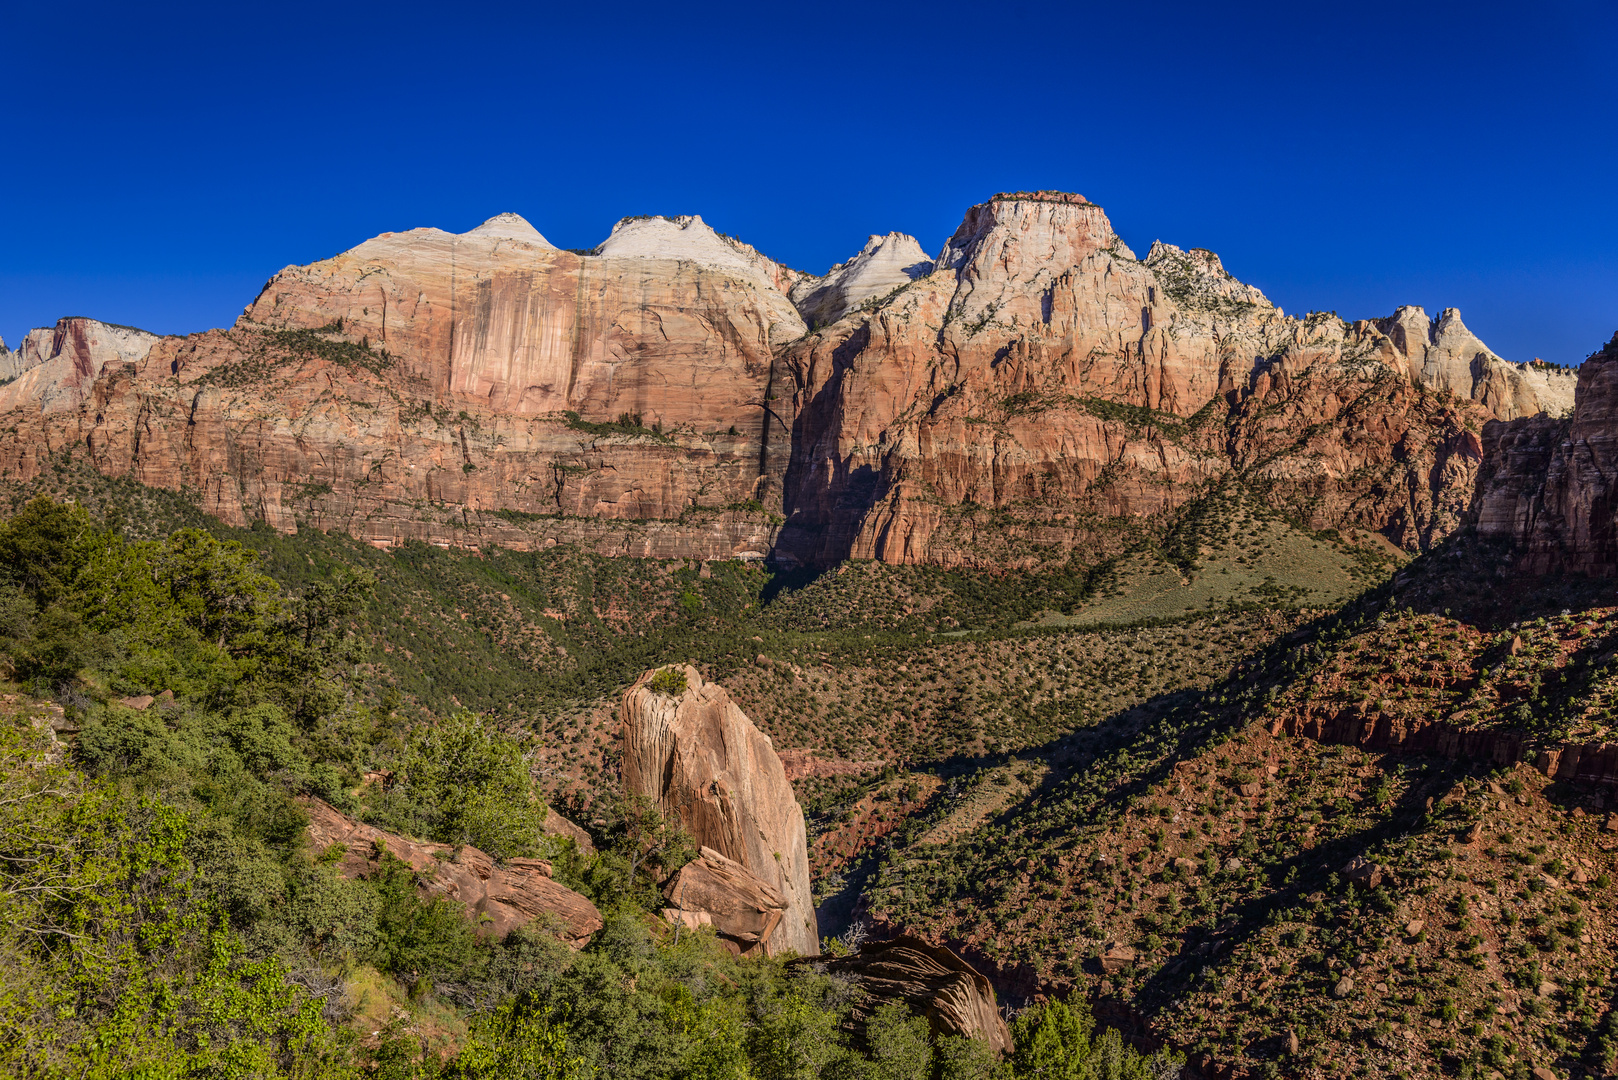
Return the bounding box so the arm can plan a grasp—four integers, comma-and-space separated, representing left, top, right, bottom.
771, 192, 1575, 566
789, 232, 933, 329
620, 665, 818, 957
0, 317, 159, 413
0, 193, 1575, 568
1473, 331, 1618, 574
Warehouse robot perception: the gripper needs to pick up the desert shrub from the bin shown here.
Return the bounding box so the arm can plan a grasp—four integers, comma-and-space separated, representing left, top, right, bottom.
648, 667, 688, 696
368, 712, 548, 860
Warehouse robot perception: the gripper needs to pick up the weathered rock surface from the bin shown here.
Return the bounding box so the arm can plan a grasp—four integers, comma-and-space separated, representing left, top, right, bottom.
1474, 332, 1618, 574
809, 935, 1011, 1055
0, 194, 1578, 569
302, 797, 603, 945
790, 232, 933, 329
770, 191, 1574, 567
661, 845, 787, 955
620, 665, 817, 956
0, 317, 158, 414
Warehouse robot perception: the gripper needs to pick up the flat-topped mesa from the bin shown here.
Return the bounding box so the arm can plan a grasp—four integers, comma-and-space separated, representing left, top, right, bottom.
790, 232, 933, 328
935, 190, 1128, 285
620, 665, 818, 957
1473, 331, 1618, 574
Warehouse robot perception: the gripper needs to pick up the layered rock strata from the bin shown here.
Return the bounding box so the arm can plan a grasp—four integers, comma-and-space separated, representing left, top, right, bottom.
808, 935, 1012, 1055
0, 195, 1577, 568
660, 845, 789, 956
620, 664, 817, 956
769, 192, 1575, 566
1473, 333, 1618, 574
302, 797, 604, 944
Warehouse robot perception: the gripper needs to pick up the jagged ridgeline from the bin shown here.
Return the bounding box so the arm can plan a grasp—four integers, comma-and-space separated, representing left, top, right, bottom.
0, 191, 1575, 573
2, 190, 1614, 1080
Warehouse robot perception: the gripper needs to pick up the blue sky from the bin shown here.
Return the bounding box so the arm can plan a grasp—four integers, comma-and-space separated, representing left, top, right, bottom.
3, 1, 1615, 365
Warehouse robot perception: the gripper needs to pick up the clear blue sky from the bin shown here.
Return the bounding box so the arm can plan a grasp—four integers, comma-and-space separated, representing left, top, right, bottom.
3, 1, 1615, 365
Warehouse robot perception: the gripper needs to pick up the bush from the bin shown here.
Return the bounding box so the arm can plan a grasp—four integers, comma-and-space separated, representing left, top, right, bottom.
648, 667, 688, 696
370, 712, 549, 860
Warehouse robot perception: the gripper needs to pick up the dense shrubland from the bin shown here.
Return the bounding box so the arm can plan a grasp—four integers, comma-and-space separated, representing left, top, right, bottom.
0, 493, 1177, 1077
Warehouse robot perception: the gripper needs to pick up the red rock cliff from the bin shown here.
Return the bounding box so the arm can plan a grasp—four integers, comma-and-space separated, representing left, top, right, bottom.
1473, 332, 1618, 574
0, 196, 1573, 568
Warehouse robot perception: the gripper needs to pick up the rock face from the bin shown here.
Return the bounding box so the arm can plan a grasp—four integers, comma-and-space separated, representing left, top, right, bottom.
0, 213, 797, 558
1473, 332, 1618, 574
0, 194, 1577, 568
810, 935, 1011, 1055
661, 845, 788, 956
302, 797, 603, 945
0, 317, 159, 414
620, 664, 817, 956
770, 191, 1575, 567
790, 233, 933, 329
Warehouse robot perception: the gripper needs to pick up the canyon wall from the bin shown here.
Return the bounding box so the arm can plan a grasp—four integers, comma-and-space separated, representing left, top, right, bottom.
0, 194, 1576, 567
1473, 332, 1618, 574
769, 192, 1573, 566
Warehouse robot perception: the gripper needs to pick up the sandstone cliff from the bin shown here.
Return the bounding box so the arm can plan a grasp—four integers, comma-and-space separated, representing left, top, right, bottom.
1473, 332, 1618, 574
770, 192, 1569, 566
620, 664, 818, 957
0, 194, 1576, 568
0, 213, 797, 558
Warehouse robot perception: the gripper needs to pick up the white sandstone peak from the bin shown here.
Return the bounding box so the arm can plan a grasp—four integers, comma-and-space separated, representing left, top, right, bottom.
597, 214, 751, 269
594, 215, 806, 343
463, 212, 554, 248
790, 232, 934, 328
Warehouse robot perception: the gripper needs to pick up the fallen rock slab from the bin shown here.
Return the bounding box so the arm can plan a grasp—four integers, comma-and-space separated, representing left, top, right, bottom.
302, 798, 602, 946
662, 846, 785, 955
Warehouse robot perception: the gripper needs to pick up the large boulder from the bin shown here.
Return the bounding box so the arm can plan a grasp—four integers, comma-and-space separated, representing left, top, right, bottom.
620, 664, 818, 956
302, 798, 603, 946
812, 935, 1011, 1055
661, 845, 786, 955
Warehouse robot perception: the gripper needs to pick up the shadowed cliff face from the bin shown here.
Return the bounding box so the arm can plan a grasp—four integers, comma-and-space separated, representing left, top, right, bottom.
1473, 332, 1618, 574
0, 197, 1577, 567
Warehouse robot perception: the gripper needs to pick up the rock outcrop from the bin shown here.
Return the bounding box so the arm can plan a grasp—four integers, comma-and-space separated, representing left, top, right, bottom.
790, 233, 933, 329
1473, 332, 1618, 574
0, 194, 1578, 569
809, 935, 1011, 1055
0, 317, 159, 414
620, 664, 817, 956
302, 797, 603, 945
661, 845, 788, 956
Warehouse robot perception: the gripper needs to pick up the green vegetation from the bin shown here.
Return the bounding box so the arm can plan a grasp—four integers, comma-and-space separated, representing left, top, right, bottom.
560, 410, 670, 441
648, 667, 688, 696
0, 490, 1190, 1077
